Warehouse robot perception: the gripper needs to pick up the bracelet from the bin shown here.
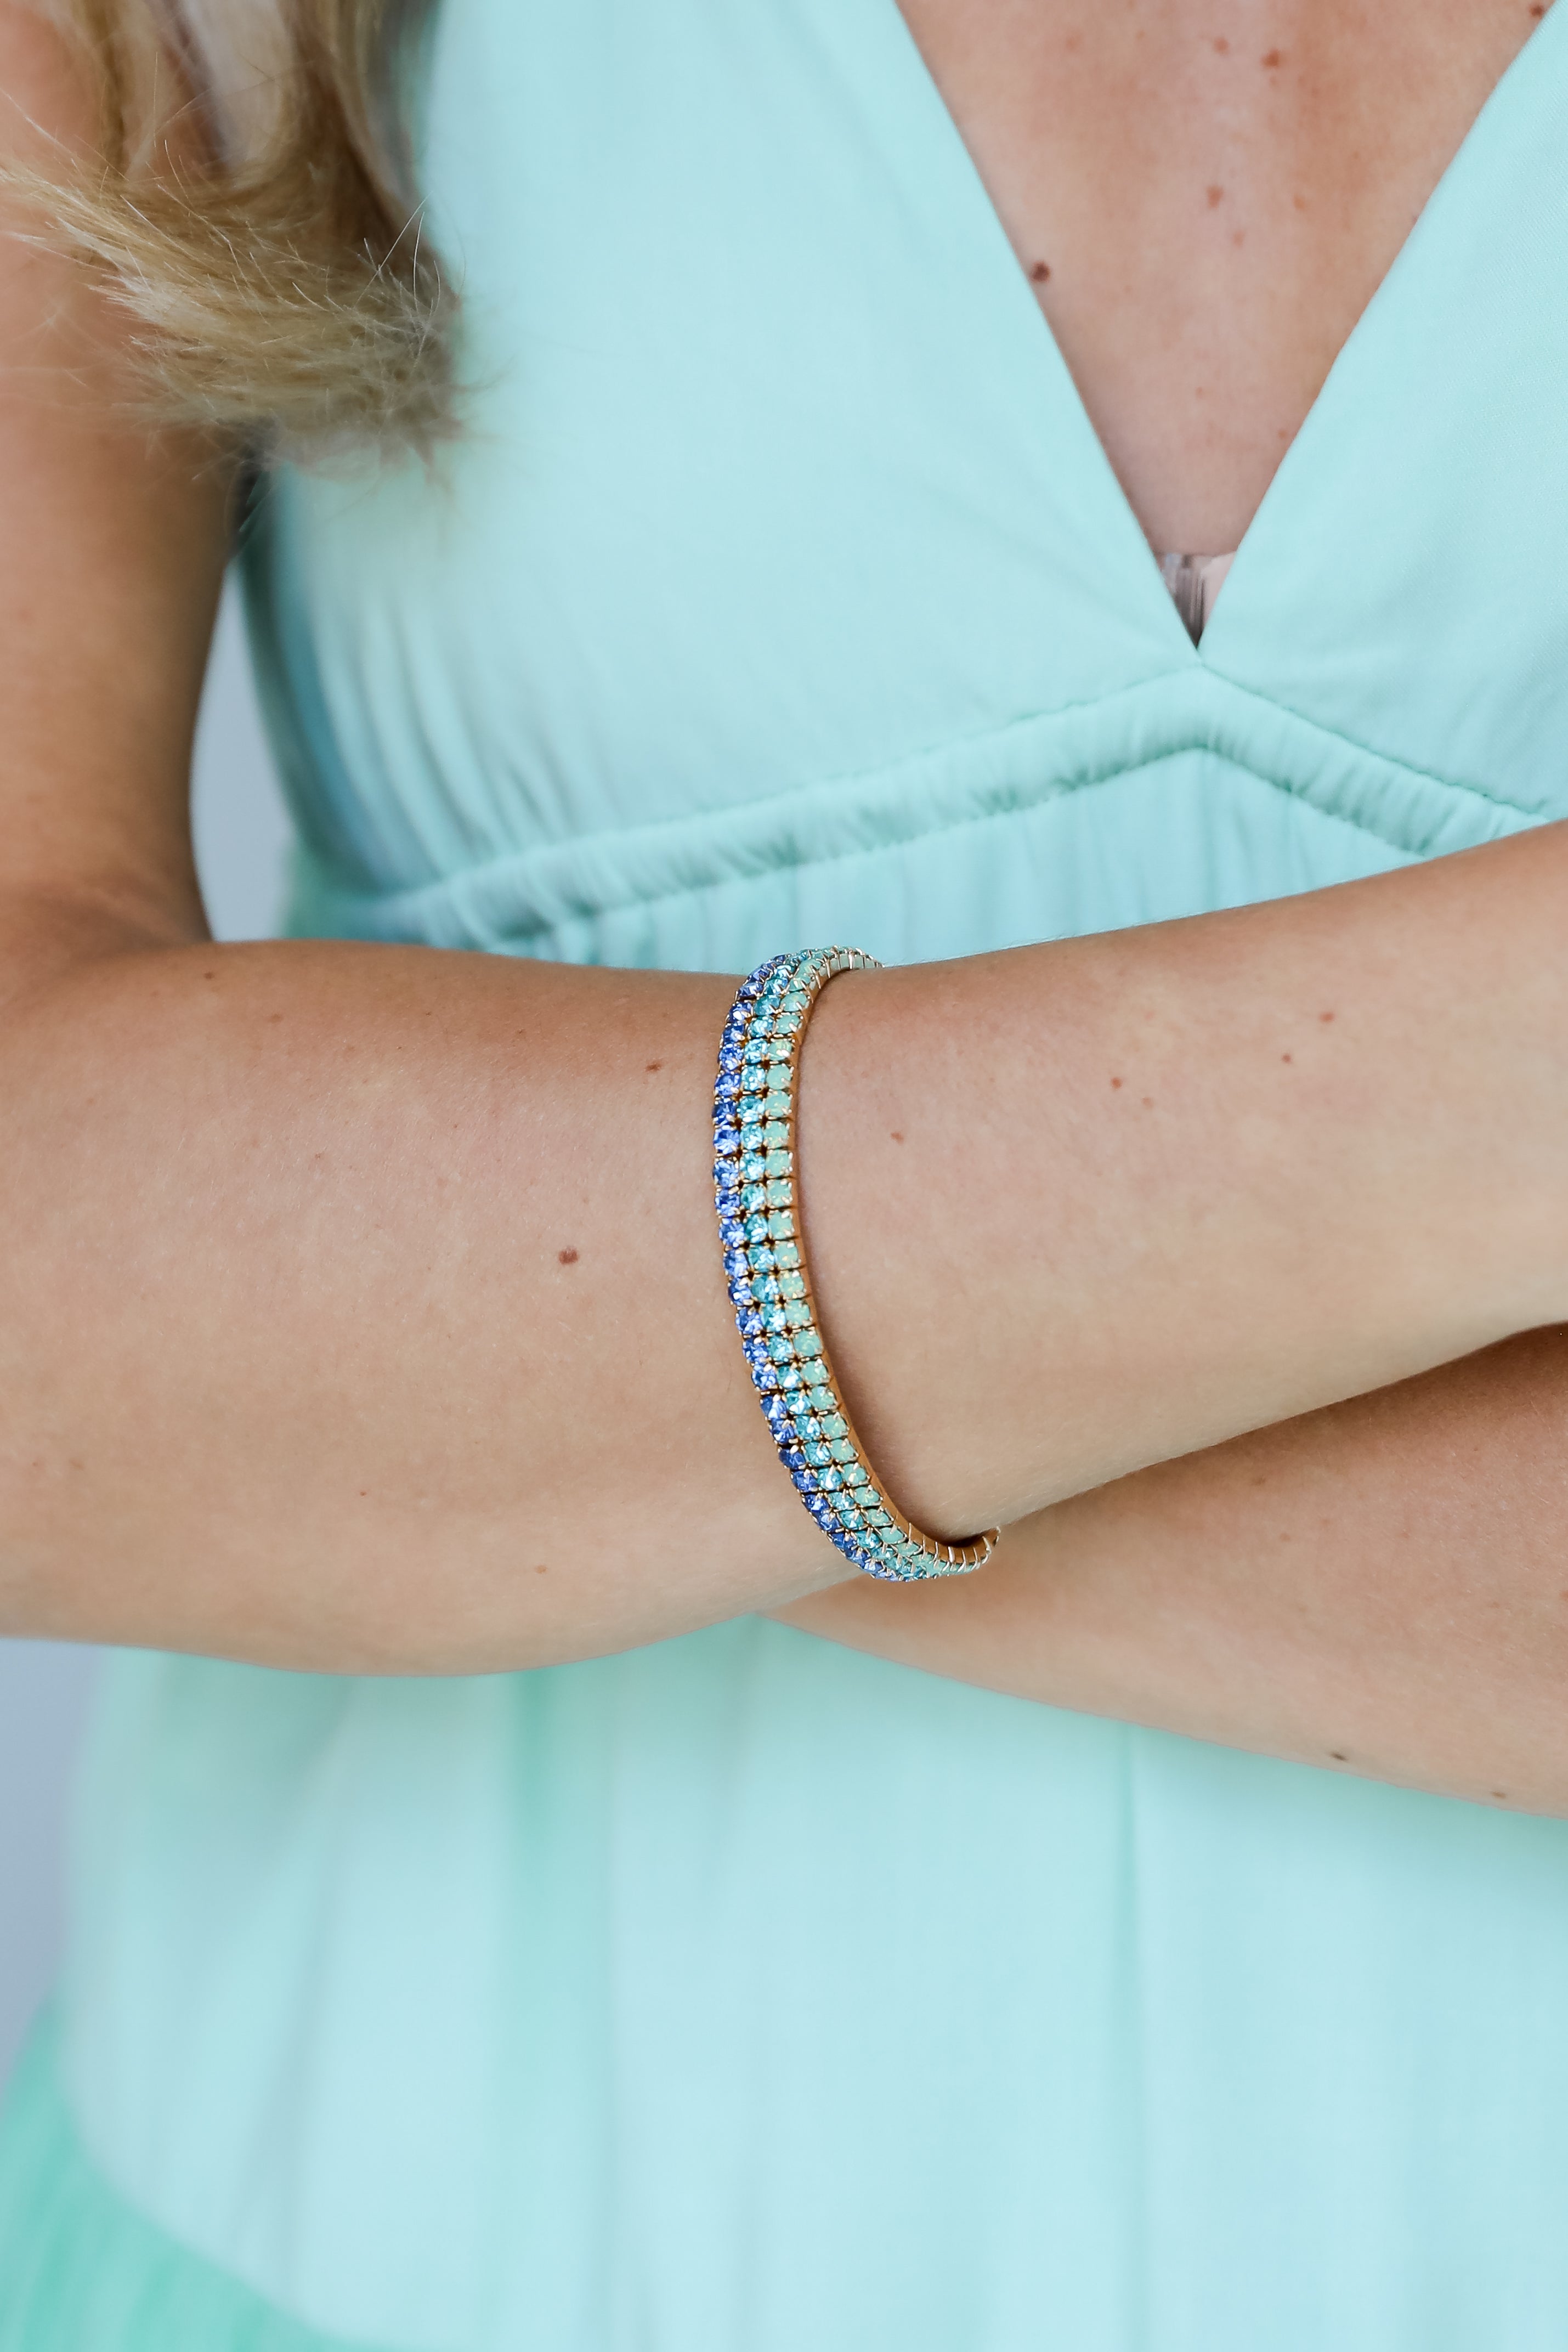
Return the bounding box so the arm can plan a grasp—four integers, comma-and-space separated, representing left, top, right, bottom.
714, 948, 1000, 1583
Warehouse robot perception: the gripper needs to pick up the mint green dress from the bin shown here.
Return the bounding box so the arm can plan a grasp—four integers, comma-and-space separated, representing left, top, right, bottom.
7, 2, 1568, 2344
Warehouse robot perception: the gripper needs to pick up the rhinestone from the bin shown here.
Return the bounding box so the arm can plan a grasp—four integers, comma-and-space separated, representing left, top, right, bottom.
742, 1038, 769, 1066
778, 1364, 807, 1391
806, 1384, 834, 1414
747, 1243, 777, 1274
765, 1150, 792, 1178
743, 1215, 770, 1245
727, 1275, 755, 1308
784, 1301, 812, 1330
740, 1310, 766, 1339
718, 1219, 747, 1251
713, 1123, 741, 1157
743, 1337, 771, 1368
762, 1121, 790, 1152
767, 1336, 794, 1362
751, 1361, 779, 1391
767, 1211, 795, 1240
717, 1047, 743, 1075
765, 1181, 793, 1209
715, 1075, 740, 1104
796, 1328, 824, 1358
741, 1185, 768, 1213
779, 1445, 806, 1473
741, 1155, 767, 1184
773, 1240, 801, 1270
842, 1461, 869, 1489
739, 1099, 767, 1128
817, 1466, 842, 1492
721, 1248, 749, 1280
765, 1063, 791, 1093
740, 1067, 767, 1093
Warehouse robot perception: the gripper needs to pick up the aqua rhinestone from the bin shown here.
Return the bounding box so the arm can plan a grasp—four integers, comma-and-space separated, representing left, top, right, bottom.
820, 1410, 846, 1438
767, 1212, 795, 1240
817, 1466, 842, 1492
796, 1328, 823, 1357
747, 1243, 776, 1273
767, 1336, 794, 1363
739, 1099, 766, 1128
765, 1150, 792, 1178
740, 1067, 767, 1093
773, 1240, 801, 1270
803, 1443, 831, 1468
765, 1181, 793, 1209
743, 1214, 770, 1243
762, 1121, 789, 1152
807, 1384, 835, 1415
784, 1301, 812, 1330
779, 1271, 806, 1301
765, 1063, 791, 1092
842, 1462, 869, 1488
827, 1437, 855, 1464
741, 1185, 768, 1213
755, 1274, 784, 1303
741, 1155, 767, 1183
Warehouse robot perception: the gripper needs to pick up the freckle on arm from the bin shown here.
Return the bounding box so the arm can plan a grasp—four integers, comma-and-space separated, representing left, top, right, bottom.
558, 1247, 579, 1265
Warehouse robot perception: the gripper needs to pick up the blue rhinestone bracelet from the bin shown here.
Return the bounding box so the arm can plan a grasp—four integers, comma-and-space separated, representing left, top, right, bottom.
714, 948, 999, 1583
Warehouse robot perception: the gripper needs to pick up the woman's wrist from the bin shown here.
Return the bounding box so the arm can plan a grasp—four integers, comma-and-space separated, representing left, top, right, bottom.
794, 824, 1568, 1535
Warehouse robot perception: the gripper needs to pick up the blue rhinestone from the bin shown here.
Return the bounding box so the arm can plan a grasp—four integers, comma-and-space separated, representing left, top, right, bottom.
790, 1467, 816, 1491
728, 1284, 755, 1315
714, 1122, 741, 1155
780, 1445, 806, 1472
751, 1361, 779, 1391
718, 1048, 743, 1074
763, 1400, 791, 1429
718, 1218, 746, 1249
743, 1336, 772, 1364
740, 1311, 765, 1339
722, 1247, 749, 1279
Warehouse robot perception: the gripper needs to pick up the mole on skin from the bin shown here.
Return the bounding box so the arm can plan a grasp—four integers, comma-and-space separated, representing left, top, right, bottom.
558, 1247, 579, 1265
1030, 259, 1051, 283
645, 1059, 663, 1072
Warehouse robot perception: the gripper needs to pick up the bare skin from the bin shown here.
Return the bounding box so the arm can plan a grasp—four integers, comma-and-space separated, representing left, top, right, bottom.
3, 2, 1568, 1818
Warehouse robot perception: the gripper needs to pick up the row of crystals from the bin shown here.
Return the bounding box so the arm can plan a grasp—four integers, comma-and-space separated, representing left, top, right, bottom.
714, 950, 942, 1581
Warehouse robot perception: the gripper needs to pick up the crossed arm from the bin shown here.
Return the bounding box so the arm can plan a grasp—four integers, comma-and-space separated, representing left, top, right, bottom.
4, 3, 1568, 1811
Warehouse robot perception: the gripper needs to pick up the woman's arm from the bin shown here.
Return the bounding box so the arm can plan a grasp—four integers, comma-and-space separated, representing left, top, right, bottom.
777, 1325, 1568, 1814
4, 4, 1568, 1678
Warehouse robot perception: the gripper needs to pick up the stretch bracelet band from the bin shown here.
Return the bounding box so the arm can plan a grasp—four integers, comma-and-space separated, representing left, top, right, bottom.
714, 948, 999, 1584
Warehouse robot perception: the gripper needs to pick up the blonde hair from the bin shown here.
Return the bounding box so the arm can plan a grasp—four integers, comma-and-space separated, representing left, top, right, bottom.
12, 0, 455, 456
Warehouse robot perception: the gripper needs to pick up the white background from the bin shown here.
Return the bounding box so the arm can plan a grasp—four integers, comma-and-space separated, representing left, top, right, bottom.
0, 578, 293, 2088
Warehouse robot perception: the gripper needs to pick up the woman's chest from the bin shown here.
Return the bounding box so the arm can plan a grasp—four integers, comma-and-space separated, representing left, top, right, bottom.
896, 0, 1552, 551
247, 0, 1568, 942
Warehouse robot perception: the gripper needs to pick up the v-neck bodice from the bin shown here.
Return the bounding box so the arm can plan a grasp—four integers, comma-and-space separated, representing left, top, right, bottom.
32, 5, 1568, 2349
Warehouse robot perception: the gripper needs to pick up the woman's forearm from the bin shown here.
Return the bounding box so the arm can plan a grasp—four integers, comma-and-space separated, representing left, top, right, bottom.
775, 1325, 1568, 1814
2, 817, 1566, 1674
